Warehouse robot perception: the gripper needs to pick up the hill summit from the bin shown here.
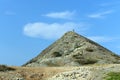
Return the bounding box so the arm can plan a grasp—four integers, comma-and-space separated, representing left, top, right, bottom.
23, 31, 120, 67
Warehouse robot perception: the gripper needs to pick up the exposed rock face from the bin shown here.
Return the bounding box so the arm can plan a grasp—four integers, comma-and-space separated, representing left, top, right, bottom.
23, 31, 120, 67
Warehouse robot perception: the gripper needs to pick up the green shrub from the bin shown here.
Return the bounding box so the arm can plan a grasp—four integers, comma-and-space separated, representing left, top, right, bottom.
72, 54, 83, 59
104, 72, 120, 80
0, 65, 15, 72
85, 48, 94, 52
72, 53, 97, 65
80, 58, 97, 64
52, 52, 62, 57
74, 58, 97, 65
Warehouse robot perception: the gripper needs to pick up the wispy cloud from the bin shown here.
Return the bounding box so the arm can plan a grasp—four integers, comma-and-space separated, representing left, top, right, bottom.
88, 36, 119, 43
23, 22, 87, 39
88, 10, 113, 18
43, 11, 75, 20
5, 11, 16, 15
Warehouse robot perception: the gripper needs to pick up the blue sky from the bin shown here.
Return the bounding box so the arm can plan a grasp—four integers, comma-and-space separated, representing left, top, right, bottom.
0, 0, 120, 66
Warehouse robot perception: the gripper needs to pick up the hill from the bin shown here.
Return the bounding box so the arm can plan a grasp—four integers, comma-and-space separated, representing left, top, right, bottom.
23, 31, 120, 67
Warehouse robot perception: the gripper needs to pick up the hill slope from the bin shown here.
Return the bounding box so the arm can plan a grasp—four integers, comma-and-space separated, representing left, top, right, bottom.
23, 31, 120, 67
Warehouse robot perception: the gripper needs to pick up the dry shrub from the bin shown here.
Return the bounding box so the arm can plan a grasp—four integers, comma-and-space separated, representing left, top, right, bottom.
85, 48, 94, 52
0, 65, 15, 72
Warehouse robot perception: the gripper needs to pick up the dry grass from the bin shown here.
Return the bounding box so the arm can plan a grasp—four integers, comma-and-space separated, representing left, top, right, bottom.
0, 64, 120, 80
0, 66, 73, 80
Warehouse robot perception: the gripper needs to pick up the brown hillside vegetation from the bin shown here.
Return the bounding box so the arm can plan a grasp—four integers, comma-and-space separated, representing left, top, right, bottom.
0, 64, 120, 80
0, 66, 72, 80
0, 65, 15, 72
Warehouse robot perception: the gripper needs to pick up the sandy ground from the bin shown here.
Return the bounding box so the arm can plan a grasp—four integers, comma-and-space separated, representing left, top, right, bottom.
0, 64, 120, 80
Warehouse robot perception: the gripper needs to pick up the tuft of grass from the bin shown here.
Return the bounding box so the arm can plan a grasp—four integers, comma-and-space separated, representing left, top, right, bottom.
104, 72, 120, 80
0, 65, 15, 72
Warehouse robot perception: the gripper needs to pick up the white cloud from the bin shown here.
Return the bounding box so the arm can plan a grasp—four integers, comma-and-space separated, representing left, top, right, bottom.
88, 36, 118, 43
43, 11, 75, 19
88, 10, 113, 18
23, 22, 87, 39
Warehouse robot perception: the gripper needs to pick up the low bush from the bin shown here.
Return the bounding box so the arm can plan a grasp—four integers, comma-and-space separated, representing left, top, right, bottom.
82, 59, 97, 64
104, 72, 120, 80
85, 48, 94, 52
52, 52, 62, 57
75, 58, 97, 65
0, 65, 15, 72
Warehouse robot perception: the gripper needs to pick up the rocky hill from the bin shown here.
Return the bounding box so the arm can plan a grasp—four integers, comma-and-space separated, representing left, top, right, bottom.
23, 31, 120, 67
1, 31, 120, 80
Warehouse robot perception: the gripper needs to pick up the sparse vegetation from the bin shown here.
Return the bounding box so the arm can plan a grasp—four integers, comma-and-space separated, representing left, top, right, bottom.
83, 58, 97, 64
75, 58, 97, 65
45, 61, 60, 67
1, 64, 120, 80
46, 62, 60, 67
72, 53, 97, 65
0, 65, 15, 72
85, 48, 94, 52
72, 54, 83, 59
104, 72, 120, 80
52, 52, 62, 57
